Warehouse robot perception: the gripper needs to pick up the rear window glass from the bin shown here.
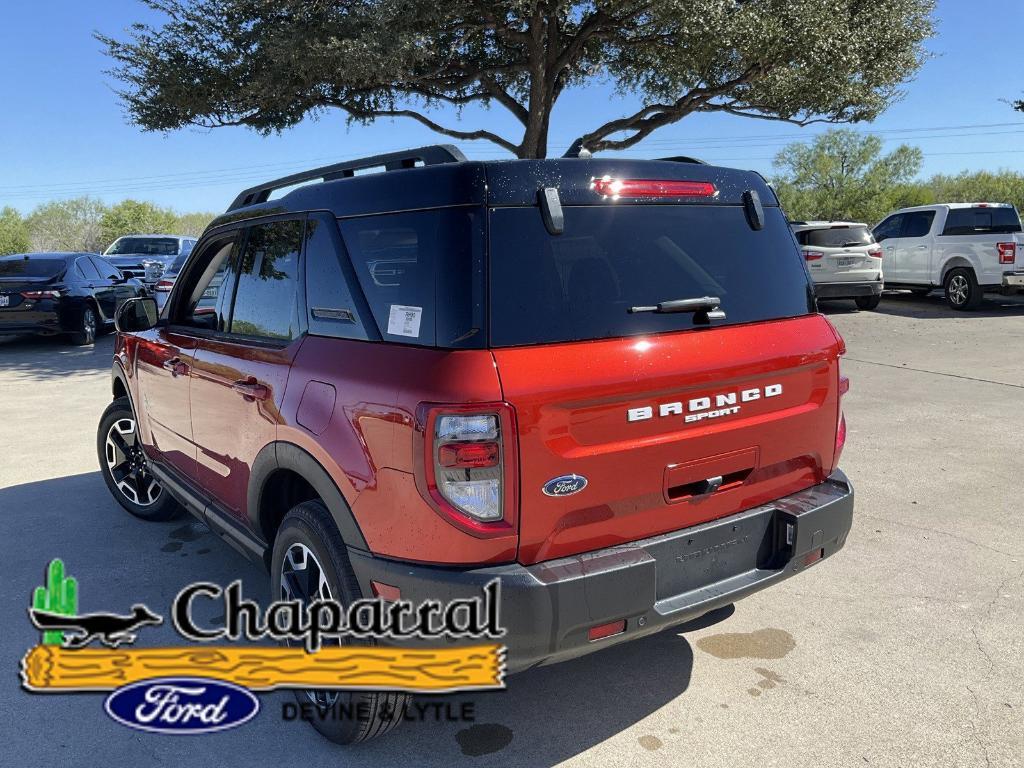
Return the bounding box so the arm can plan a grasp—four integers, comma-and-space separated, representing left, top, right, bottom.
338, 209, 485, 348
0, 258, 66, 278
796, 226, 874, 248
489, 205, 812, 347
106, 237, 180, 256
942, 207, 1022, 235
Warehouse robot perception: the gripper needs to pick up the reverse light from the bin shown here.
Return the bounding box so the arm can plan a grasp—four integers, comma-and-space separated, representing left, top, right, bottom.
997, 242, 1016, 264
417, 405, 518, 533
591, 177, 717, 199
804, 251, 824, 261
20, 290, 60, 300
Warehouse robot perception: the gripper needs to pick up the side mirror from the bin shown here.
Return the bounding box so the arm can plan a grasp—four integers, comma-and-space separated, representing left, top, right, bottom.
115, 297, 159, 333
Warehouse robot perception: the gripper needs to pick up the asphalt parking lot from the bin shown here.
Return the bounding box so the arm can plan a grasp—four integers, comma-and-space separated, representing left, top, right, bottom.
1, 291, 1022, 768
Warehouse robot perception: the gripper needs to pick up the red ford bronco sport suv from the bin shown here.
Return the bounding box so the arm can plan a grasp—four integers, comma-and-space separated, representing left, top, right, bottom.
99, 146, 854, 743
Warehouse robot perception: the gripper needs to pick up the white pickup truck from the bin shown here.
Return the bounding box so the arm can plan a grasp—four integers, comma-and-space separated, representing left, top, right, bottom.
872, 203, 1024, 310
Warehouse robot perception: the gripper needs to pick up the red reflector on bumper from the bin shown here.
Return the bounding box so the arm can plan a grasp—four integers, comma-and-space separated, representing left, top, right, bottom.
588, 620, 626, 641
804, 549, 824, 566
370, 581, 401, 601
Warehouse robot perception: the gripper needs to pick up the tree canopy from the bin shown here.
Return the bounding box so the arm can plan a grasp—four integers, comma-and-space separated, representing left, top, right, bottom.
0, 207, 31, 256
771, 129, 923, 223
100, 199, 179, 246
100, 0, 935, 158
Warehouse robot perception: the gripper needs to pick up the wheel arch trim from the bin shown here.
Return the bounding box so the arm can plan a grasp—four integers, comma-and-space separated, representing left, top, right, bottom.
248, 441, 368, 553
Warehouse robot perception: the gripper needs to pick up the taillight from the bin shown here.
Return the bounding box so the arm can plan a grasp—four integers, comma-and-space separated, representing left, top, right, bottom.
804, 251, 824, 261
154, 279, 175, 292
20, 290, 60, 300
591, 177, 718, 199
867, 246, 883, 259
997, 242, 1016, 264
416, 403, 518, 535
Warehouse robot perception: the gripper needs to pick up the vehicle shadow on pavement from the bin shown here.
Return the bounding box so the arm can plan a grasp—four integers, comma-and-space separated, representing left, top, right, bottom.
819, 291, 1024, 320
0, 333, 116, 379
1, 470, 728, 767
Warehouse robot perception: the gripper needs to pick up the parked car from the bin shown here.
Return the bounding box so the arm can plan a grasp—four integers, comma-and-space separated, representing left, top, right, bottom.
151, 248, 192, 312
102, 234, 197, 289
872, 203, 1023, 310
99, 146, 854, 744
0, 252, 145, 345
790, 221, 884, 310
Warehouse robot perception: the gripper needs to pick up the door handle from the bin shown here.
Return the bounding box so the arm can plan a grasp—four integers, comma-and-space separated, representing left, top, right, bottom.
162, 358, 189, 377
915, 245, 928, 250
231, 378, 270, 402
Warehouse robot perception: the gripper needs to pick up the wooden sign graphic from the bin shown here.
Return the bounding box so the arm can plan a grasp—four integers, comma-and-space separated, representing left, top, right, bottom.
22, 643, 505, 693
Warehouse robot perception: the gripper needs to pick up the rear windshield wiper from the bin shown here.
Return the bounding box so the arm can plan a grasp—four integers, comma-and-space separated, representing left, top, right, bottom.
628, 296, 725, 324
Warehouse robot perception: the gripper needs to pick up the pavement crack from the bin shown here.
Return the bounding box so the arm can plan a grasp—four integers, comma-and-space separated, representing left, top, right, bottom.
844, 357, 1024, 390
859, 513, 1020, 559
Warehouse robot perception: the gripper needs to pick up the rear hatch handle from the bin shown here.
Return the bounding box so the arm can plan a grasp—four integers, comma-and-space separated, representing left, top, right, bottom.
628, 296, 726, 324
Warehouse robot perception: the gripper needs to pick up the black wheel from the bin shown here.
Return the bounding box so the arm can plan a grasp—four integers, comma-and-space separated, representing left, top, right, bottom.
69, 304, 98, 346
271, 500, 410, 744
97, 397, 183, 521
944, 268, 983, 311
854, 294, 881, 311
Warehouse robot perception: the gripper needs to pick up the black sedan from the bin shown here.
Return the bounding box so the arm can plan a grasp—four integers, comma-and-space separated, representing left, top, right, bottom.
0, 252, 146, 345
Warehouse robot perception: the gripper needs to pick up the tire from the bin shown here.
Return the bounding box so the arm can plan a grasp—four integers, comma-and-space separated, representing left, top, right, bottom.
69, 304, 98, 346
944, 267, 983, 311
271, 500, 410, 744
854, 294, 881, 311
97, 397, 183, 521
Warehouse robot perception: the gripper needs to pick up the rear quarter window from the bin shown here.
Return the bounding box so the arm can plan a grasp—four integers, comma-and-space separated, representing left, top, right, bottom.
338, 209, 485, 348
942, 207, 1022, 235
488, 204, 813, 347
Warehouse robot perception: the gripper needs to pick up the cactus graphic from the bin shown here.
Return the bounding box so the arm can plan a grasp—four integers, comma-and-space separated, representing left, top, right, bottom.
32, 559, 77, 645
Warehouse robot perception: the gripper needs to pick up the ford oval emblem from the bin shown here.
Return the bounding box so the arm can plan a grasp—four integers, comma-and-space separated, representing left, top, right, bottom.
542, 474, 588, 497
104, 677, 259, 734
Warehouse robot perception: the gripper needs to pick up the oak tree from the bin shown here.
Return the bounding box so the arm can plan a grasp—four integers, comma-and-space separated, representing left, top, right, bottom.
101, 0, 935, 158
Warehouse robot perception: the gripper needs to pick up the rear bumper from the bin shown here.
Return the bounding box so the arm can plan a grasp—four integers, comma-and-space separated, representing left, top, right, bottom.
1002, 271, 1024, 288
814, 281, 883, 299
0, 308, 63, 335
348, 470, 854, 673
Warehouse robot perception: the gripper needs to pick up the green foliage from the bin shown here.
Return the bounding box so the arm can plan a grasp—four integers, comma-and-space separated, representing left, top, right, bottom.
772, 129, 1024, 224
172, 211, 216, 237
98, 0, 935, 157
0, 206, 30, 255
26, 197, 107, 253
9, 198, 215, 253
772, 129, 924, 223
100, 199, 178, 249
32, 559, 78, 645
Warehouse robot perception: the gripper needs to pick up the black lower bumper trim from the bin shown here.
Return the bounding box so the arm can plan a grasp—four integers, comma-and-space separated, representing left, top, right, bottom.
348, 471, 854, 674
814, 281, 883, 299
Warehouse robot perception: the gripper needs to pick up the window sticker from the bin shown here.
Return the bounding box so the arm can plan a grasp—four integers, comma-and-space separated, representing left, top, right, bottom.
387, 304, 422, 337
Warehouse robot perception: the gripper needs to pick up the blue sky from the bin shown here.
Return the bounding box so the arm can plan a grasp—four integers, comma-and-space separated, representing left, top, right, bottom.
1, 0, 1021, 214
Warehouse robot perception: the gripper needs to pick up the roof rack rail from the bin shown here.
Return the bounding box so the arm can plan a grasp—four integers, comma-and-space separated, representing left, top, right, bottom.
227, 144, 467, 211
658, 155, 708, 165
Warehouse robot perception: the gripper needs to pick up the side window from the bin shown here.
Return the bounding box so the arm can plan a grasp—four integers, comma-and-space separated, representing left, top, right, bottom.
338, 208, 484, 348
91, 257, 121, 280
76, 257, 100, 281
304, 214, 371, 341
902, 211, 935, 238
170, 237, 237, 330
872, 215, 904, 242
227, 220, 303, 341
